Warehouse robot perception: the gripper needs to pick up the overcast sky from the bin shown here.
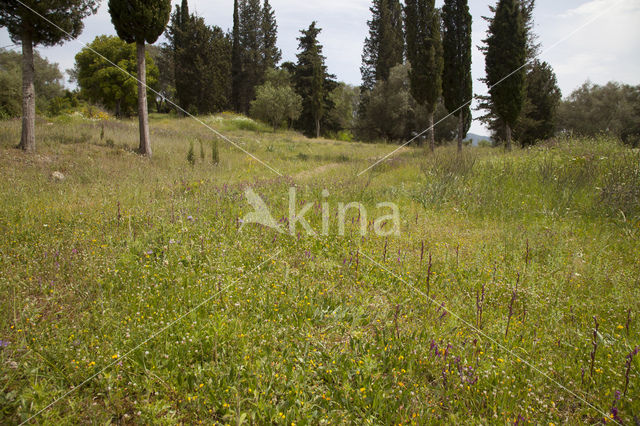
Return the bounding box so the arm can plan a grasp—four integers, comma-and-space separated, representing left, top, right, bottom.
1, 0, 639, 135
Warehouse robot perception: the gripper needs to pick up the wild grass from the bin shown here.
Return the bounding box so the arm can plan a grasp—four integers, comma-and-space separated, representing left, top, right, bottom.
0, 114, 638, 424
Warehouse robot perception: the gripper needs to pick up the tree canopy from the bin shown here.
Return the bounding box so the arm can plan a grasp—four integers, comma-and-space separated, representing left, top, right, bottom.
73, 35, 159, 117
404, 0, 443, 150
483, 0, 527, 149
293, 22, 336, 138
166, 7, 231, 114
360, 0, 404, 92
442, 0, 473, 151
0, 49, 64, 118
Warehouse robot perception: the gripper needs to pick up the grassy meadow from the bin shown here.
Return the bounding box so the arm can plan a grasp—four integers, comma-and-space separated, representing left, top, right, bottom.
0, 113, 639, 424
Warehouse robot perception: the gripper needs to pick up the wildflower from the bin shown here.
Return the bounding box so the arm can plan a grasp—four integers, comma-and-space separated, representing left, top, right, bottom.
0, 340, 9, 348
112, 354, 119, 359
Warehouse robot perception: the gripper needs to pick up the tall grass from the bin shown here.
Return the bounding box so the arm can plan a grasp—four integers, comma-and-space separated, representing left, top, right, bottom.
0, 118, 638, 424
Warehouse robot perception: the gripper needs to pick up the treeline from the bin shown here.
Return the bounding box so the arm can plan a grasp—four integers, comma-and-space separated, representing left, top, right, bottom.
70, 0, 352, 139
356, 0, 559, 150
2, 0, 639, 153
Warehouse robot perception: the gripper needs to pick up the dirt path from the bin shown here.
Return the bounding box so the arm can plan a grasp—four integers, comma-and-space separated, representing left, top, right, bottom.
294, 163, 341, 180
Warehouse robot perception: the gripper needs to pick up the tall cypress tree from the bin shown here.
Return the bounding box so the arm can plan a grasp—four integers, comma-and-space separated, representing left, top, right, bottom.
231, 0, 242, 112
0, 0, 98, 152
167, 6, 231, 114
442, 0, 472, 152
261, 0, 281, 70
360, 0, 403, 92
483, 0, 526, 150
170, 0, 191, 113
294, 22, 332, 138
405, 0, 443, 152
109, 0, 171, 157
478, 0, 540, 144
238, 0, 263, 113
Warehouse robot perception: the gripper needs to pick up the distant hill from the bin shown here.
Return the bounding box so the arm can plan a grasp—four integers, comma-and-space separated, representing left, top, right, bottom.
465, 133, 492, 146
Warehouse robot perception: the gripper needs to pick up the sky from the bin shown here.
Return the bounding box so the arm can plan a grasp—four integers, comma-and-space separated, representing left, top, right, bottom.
1, 0, 639, 135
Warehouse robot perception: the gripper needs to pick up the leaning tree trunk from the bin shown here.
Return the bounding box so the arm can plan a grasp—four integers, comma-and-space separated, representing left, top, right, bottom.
20, 29, 36, 152
457, 113, 464, 153
136, 40, 152, 157
427, 111, 435, 153
505, 123, 512, 152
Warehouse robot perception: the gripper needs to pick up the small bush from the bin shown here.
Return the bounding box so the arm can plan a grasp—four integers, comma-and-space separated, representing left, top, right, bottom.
187, 140, 196, 166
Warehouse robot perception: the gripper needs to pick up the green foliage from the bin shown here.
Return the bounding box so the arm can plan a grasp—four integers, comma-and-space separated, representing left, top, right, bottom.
0, 50, 64, 117
404, 0, 443, 114
515, 60, 562, 146
483, 0, 527, 146
187, 139, 195, 165
0, 0, 98, 46
108, 0, 171, 45
357, 63, 460, 143
326, 83, 359, 134
73, 35, 159, 117
293, 22, 336, 138
558, 82, 640, 147
360, 0, 404, 91
261, 0, 281, 70
441, 0, 472, 136
359, 64, 410, 141
232, 0, 281, 113
237, 0, 264, 113
250, 82, 302, 131
231, 0, 242, 112
147, 44, 175, 113
167, 9, 231, 114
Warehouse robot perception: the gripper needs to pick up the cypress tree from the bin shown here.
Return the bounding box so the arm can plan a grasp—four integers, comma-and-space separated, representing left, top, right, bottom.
181, 0, 189, 24
483, 0, 526, 150
169, 0, 191, 113
231, 0, 242, 111
294, 22, 333, 138
442, 0, 472, 153
404, 0, 443, 152
238, 0, 263, 113
516, 60, 561, 146
0, 0, 98, 152
478, 0, 540, 144
261, 0, 281, 70
108, 0, 171, 157
360, 0, 403, 92
168, 9, 231, 114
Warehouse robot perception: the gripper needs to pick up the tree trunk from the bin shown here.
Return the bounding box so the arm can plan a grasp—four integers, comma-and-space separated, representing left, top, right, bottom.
115, 98, 121, 118
428, 111, 435, 153
457, 113, 464, 153
315, 118, 320, 139
136, 41, 152, 157
505, 123, 512, 151
20, 29, 36, 152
